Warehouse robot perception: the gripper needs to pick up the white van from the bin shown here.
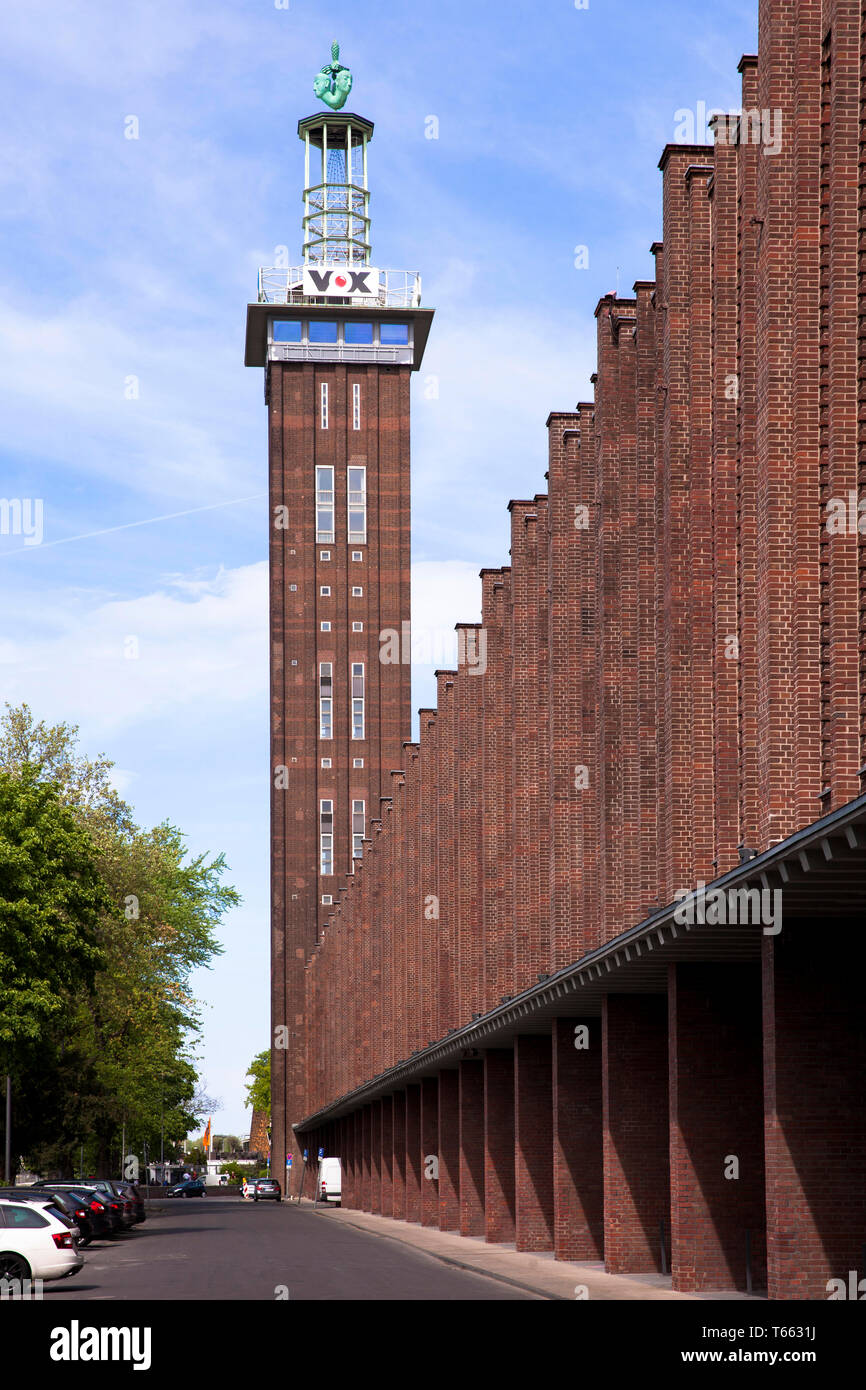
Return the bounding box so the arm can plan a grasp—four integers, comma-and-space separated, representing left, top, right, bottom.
317, 1157, 341, 1205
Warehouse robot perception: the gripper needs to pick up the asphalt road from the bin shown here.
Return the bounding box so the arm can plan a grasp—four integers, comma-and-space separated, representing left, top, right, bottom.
42, 1198, 541, 1301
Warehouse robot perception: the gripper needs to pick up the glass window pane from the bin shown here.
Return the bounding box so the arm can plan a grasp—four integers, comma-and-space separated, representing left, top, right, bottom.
7, 1205, 48, 1227
344, 322, 374, 345
309, 321, 339, 344
380, 322, 409, 346
272, 320, 302, 343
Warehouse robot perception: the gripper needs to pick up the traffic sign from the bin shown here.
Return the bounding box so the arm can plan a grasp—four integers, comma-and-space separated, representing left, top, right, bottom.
286, 1154, 293, 1168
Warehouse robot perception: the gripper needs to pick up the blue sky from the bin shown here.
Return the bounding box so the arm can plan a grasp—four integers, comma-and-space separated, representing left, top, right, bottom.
0, 0, 757, 1134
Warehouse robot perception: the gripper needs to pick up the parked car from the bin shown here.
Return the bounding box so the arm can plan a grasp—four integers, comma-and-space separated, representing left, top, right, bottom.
112, 1181, 146, 1224
317, 1157, 342, 1206
168, 1179, 206, 1198
0, 1197, 83, 1282
82, 1181, 138, 1228
35, 1186, 118, 1241
0, 1188, 76, 1226
0, 1188, 95, 1246
253, 1179, 281, 1203
31, 1180, 135, 1231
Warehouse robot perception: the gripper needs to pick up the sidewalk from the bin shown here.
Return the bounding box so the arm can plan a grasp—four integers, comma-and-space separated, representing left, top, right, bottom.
294, 1200, 758, 1301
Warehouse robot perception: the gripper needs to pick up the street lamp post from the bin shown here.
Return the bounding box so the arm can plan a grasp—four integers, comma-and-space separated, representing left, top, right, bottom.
4, 1074, 11, 1185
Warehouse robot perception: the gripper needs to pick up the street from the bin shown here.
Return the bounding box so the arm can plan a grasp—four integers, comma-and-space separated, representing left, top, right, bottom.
42, 1199, 541, 1301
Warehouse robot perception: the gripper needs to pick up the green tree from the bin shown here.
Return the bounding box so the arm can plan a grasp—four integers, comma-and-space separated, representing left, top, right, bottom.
0, 766, 110, 1052
0, 705, 240, 1175
0, 766, 114, 1168
244, 1050, 270, 1117
219, 1160, 244, 1184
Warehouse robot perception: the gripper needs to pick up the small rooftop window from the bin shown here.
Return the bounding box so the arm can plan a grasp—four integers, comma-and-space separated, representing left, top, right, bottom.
309, 321, 339, 344
380, 322, 409, 346
272, 320, 302, 343
344, 322, 374, 345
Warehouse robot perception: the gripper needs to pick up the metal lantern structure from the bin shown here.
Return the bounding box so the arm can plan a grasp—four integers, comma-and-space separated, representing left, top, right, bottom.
252, 43, 422, 310
299, 113, 373, 267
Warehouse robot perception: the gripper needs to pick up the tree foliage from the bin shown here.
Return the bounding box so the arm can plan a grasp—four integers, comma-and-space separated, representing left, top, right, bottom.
0, 704, 240, 1177
0, 766, 109, 1051
244, 1049, 270, 1117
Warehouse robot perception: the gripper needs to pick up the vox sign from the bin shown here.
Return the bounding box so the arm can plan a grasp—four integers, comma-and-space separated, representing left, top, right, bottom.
302, 266, 381, 297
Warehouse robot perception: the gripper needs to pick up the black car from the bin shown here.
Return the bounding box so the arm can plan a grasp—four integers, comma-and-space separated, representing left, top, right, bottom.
33, 1180, 132, 1232
168, 1179, 206, 1198
112, 1181, 146, 1224
38, 1185, 118, 1240
79, 1181, 137, 1228
253, 1180, 281, 1203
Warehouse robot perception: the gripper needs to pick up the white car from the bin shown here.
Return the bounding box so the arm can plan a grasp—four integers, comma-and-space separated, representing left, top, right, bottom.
0, 1197, 84, 1282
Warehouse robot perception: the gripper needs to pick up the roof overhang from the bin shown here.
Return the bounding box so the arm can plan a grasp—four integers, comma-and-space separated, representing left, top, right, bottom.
244, 303, 434, 371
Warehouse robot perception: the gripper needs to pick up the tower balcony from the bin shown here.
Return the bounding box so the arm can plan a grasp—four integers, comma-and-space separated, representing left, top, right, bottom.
257, 266, 422, 309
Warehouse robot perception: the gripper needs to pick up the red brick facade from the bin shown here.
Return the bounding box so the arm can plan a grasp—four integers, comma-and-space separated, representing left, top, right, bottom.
279, 0, 866, 1300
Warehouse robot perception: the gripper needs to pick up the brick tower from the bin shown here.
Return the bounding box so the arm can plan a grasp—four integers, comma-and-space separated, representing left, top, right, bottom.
245, 43, 434, 1187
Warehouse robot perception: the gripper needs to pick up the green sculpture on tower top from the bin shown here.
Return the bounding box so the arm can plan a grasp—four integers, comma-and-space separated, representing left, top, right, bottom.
314, 40, 353, 111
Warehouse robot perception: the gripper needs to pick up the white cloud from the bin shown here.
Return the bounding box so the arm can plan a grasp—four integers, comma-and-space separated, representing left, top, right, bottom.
412, 301, 595, 560
0, 296, 260, 505
0, 562, 268, 737
411, 558, 483, 718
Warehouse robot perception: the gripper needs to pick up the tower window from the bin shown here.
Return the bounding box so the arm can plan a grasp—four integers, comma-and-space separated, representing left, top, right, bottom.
272, 320, 302, 343
353, 757, 364, 769
352, 799, 366, 861
320, 585, 331, 597
319, 662, 333, 739
321, 894, 333, 905
352, 383, 361, 431
321, 621, 331, 631
351, 551, 363, 562
320, 550, 331, 561
309, 321, 338, 345
320, 799, 333, 876
345, 323, 374, 345
321, 758, 332, 769
320, 382, 329, 429
351, 662, 365, 739
380, 322, 409, 346
348, 466, 367, 544
352, 586, 363, 597
352, 621, 363, 632
316, 465, 334, 542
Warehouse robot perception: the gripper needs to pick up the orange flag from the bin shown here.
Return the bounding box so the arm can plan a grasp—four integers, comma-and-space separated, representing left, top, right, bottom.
202, 1118, 211, 1155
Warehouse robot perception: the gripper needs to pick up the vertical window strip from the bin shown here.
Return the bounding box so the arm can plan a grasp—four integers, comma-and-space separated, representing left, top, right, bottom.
321, 381, 329, 429
352, 382, 361, 431
352, 799, 365, 859
319, 661, 333, 739
351, 661, 365, 739
316, 465, 334, 542
348, 465, 367, 544
319, 798, 333, 876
